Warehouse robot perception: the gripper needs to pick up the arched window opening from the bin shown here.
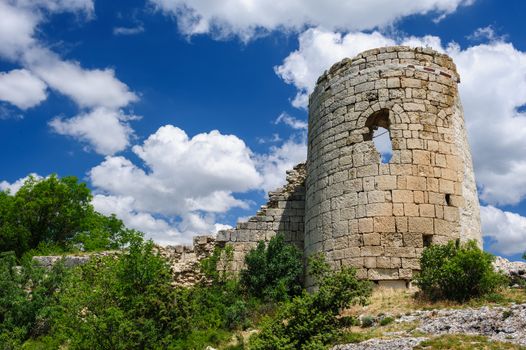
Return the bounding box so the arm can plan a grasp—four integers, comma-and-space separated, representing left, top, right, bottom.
364, 109, 393, 163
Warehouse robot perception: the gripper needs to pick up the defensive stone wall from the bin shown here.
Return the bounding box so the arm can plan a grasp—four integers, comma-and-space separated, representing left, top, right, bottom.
305, 46, 481, 286
215, 163, 306, 272
33, 46, 483, 289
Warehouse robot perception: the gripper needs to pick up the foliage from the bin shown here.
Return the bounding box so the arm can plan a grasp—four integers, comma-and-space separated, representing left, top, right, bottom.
360, 316, 374, 328
379, 316, 394, 326
200, 245, 234, 284
0, 175, 137, 257
240, 234, 303, 302
29, 237, 252, 350
249, 254, 373, 350
0, 251, 69, 349
415, 240, 508, 302
414, 334, 524, 350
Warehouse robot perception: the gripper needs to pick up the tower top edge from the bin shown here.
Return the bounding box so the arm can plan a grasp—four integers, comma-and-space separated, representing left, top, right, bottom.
316, 46, 458, 87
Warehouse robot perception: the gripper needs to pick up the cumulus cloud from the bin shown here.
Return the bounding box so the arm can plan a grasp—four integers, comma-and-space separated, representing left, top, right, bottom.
0, 173, 42, 193
89, 125, 262, 243
49, 108, 138, 155
467, 25, 506, 43
0, 69, 47, 109
113, 25, 145, 36
23, 48, 138, 109
274, 112, 307, 130
150, 0, 473, 41
256, 135, 307, 194
449, 42, 526, 205
275, 29, 444, 108
276, 28, 526, 207
0, 0, 138, 154
481, 205, 526, 256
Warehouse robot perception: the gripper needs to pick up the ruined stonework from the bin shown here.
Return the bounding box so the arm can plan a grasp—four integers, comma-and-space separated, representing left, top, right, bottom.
34, 47, 482, 288
215, 163, 306, 272
304, 46, 481, 285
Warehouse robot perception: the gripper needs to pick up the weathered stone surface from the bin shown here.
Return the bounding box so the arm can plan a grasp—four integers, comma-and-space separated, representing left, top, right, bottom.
36, 47, 482, 289
305, 46, 482, 284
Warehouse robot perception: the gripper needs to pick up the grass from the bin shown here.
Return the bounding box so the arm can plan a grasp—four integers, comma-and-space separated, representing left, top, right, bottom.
414, 334, 526, 349
344, 286, 526, 318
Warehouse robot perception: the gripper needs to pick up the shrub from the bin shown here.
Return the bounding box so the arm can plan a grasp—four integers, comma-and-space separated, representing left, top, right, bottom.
240, 234, 303, 302
379, 316, 394, 326
0, 251, 69, 348
360, 316, 374, 328
0, 175, 138, 257
415, 240, 508, 302
249, 254, 372, 349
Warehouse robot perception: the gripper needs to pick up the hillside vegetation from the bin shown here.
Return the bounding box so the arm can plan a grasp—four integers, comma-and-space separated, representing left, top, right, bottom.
0, 175, 523, 350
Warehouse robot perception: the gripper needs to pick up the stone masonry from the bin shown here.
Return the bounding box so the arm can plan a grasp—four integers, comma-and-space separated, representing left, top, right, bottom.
34, 47, 482, 288
161, 46, 482, 287
215, 163, 306, 273
304, 46, 481, 286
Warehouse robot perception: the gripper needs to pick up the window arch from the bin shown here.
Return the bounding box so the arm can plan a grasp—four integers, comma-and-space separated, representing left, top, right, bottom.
364, 109, 393, 163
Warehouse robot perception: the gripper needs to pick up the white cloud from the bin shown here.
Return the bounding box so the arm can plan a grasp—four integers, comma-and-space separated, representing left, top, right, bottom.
150, 0, 473, 41
89, 125, 262, 244
481, 205, 526, 256
92, 194, 183, 245
449, 42, 526, 205
274, 112, 307, 130
0, 173, 42, 193
113, 25, 145, 36
256, 135, 307, 193
22, 47, 137, 109
0, 69, 47, 109
0, 0, 138, 153
467, 25, 506, 43
49, 108, 138, 155
0, 1, 37, 59
276, 28, 526, 206
275, 29, 396, 108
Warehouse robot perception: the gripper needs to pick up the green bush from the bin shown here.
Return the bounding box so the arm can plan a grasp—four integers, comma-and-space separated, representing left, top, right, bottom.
415, 240, 508, 302
240, 234, 303, 302
249, 254, 372, 349
0, 251, 69, 349
0, 175, 138, 257
360, 316, 374, 328
379, 316, 394, 326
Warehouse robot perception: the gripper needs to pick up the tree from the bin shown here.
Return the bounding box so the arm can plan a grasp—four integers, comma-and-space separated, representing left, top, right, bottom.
415, 240, 508, 302
0, 174, 136, 256
240, 234, 303, 301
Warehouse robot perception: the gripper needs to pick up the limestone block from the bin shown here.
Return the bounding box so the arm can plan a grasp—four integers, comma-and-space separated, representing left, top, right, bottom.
366, 203, 393, 217
392, 190, 413, 203
363, 233, 381, 246
361, 246, 384, 257
419, 204, 435, 217
403, 232, 424, 248
408, 217, 434, 234
358, 218, 373, 233
398, 268, 413, 279
402, 258, 421, 270
374, 217, 396, 232
368, 268, 399, 280
364, 257, 377, 268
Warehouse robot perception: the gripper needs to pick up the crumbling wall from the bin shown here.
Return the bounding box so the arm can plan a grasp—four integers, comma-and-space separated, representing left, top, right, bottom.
157, 235, 216, 287
215, 163, 306, 272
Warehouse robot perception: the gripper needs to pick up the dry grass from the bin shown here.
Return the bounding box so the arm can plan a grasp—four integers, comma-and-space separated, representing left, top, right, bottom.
414, 334, 526, 349
343, 286, 526, 318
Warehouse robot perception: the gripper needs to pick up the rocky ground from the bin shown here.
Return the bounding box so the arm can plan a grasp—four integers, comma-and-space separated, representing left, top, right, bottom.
334, 302, 526, 349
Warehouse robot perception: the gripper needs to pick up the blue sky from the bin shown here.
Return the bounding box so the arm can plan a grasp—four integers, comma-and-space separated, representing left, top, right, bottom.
0, 0, 525, 260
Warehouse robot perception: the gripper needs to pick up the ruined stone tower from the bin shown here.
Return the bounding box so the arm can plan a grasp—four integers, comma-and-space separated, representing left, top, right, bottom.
304, 46, 481, 286
210, 46, 482, 287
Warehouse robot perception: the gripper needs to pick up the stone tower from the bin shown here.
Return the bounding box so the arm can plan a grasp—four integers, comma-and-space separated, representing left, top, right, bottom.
304, 46, 481, 287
